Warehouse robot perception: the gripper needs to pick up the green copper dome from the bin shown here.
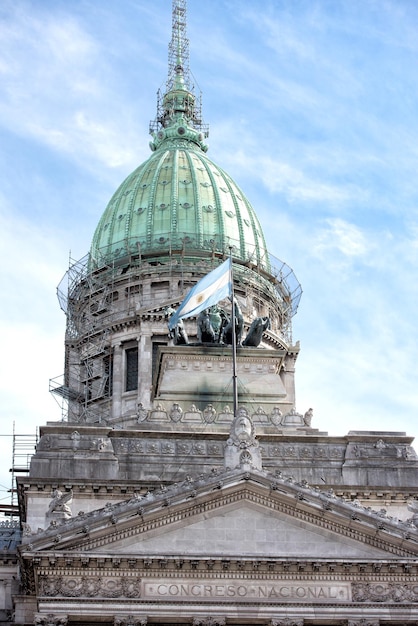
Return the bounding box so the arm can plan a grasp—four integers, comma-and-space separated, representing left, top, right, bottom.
90, 136, 269, 269
90, 14, 270, 270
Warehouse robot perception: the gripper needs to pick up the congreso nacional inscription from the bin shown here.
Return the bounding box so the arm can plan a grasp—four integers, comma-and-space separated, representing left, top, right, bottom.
143, 579, 351, 603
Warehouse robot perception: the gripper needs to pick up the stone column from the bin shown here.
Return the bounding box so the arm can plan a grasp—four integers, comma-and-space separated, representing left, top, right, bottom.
281, 351, 297, 405
111, 342, 123, 419
139, 329, 152, 407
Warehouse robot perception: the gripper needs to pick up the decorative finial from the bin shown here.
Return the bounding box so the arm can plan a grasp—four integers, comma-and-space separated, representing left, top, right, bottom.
149, 0, 209, 149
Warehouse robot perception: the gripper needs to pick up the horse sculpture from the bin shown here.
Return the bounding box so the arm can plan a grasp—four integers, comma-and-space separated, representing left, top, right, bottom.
243, 316, 270, 347
220, 298, 244, 346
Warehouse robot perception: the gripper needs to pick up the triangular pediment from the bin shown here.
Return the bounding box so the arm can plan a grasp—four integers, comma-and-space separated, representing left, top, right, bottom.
95, 499, 389, 559
22, 469, 418, 562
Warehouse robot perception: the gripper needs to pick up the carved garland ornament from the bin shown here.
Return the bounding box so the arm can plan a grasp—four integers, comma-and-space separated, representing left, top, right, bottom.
352, 582, 418, 603
39, 575, 141, 598
34, 615, 68, 626
114, 616, 147, 626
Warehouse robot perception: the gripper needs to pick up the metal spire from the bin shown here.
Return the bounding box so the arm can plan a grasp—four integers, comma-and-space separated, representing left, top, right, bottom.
149, 0, 208, 140
167, 0, 190, 92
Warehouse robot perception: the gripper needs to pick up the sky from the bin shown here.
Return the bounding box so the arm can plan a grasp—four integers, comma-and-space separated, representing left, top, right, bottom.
1, 0, 418, 510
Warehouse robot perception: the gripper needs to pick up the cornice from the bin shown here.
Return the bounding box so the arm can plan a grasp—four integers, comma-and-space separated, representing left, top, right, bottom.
27, 556, 418, 577
20, 468, 418, 557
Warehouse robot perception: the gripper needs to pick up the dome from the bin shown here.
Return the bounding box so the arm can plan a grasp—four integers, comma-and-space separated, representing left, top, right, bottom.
90, 135, 269, 269
90, 45, 269, 270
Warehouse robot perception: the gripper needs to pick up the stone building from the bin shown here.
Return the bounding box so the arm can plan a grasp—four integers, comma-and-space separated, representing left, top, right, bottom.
2, 1, 418, 625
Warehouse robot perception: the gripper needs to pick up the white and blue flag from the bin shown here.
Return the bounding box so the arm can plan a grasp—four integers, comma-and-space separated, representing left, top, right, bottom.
168, 258, 232, 330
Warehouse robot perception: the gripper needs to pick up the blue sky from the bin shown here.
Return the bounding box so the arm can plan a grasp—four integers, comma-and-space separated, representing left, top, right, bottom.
1, 0, 418, 507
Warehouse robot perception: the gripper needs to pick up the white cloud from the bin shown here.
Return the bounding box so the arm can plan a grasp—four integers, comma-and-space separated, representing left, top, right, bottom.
0, 4, 144, 174
312, 218, 370, 259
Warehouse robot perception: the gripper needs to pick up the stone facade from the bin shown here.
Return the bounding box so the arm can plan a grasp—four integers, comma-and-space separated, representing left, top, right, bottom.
14, 466, 418, 624
2, 1, 418, 624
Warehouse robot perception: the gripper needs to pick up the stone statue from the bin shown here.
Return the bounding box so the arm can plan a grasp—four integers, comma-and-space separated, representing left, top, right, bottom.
197, 309, 216, 343
136, 402, 148, 422
165, 306, 188, 345
303, 407, 313, 427
243, 316, 270, 347
46, 489, 73, 523
208, 306, 223, 341
220, 298, 243, 346
407, 499, 418, 527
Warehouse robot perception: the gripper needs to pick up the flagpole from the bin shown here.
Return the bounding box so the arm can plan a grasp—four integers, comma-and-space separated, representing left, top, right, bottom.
229, 248, 238, 417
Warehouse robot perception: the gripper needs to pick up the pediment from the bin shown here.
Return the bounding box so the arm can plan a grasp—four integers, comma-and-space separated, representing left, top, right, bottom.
22, 469, 418, 561
95, 499, 389, 559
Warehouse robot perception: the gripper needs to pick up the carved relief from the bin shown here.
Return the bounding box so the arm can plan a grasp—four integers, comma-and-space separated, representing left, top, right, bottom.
192, 443, 206, 455
130, 440, 144, 453
203, 404, 217, 423
169, 402, 183, 422
270, 620, 304, 626
192, 618, 225, 626
280, 408, 305, 428
34, 614, 68, 626
146, 442, 160, 454
207, 443, 221, 455
346, 620, 380, 626
39, 576, 142, 598
270, 406, 283, 426
217, 405, 233, 424
314, 446, 327, 459
114, 616, 147, 626
183, 404, 203, 423
70, 431, 80, 451
177, 442, 191, 454
148, 403, 169, 422
352, 582, 418, 603
299, 446, 312, 459
224, 408, 262, 470
91, 437, 112, 452
251, 406, 268, 424
350, 440, 405, 459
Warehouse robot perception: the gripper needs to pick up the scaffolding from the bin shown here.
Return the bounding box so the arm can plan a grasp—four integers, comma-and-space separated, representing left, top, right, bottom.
0, 424, 38, 518
149, 0, 208, 137
50, 238, 302, 422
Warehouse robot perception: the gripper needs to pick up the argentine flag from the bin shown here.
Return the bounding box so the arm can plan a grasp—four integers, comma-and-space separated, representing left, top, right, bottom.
168, 258, 232, 330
